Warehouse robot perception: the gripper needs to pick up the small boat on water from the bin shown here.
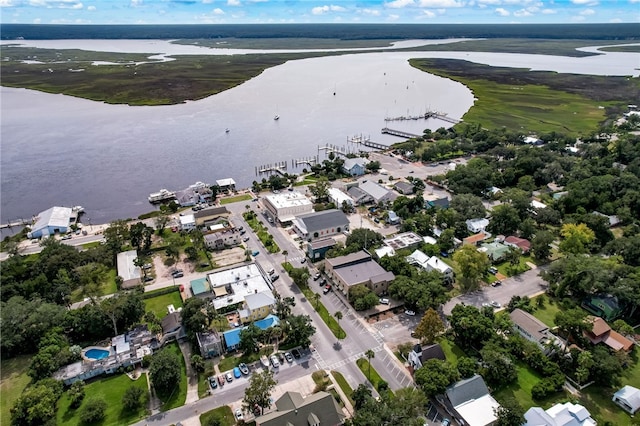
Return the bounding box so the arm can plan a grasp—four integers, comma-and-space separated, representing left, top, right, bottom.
148, 189, 176, 204
225, 128, 230, 133
273, 115, 279, 121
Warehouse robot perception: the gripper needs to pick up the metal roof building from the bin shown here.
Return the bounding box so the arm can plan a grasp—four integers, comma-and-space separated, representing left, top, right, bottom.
27, 206, 74, 238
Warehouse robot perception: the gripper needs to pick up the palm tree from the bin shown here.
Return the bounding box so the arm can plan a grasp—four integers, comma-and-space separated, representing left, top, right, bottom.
312, 292, 321, 310
334, 311, 343, 339
365, 349, 375, 381
282, 250, 289, 266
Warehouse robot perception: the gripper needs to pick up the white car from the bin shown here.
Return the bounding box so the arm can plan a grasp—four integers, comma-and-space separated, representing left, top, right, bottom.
405, 310, 416, 316
490, 301, 501, 308
235, 408, 244, 421
270, 355, 280, 368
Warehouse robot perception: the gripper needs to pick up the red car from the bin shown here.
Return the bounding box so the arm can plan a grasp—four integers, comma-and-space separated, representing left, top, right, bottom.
217, 375, 225, 387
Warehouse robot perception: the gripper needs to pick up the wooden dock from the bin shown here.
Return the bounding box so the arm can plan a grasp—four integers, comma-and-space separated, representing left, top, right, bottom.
0, 218, 32, 230
384, 110, 461, 125
346, 135, 389, 151
381, 127, 421, 139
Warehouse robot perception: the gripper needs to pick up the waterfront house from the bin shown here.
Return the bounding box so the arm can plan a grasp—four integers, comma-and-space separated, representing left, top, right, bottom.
216, 178, 236, 192
27, 206, 78, 238
117, 249, 141, 289
292, 209, 349, 241
255, 390, 345, 426
194, 206, 230, 227
342, 157, 369, 176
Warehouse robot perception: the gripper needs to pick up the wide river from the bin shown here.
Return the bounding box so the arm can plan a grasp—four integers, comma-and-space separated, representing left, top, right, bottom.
1, 39, 638, 226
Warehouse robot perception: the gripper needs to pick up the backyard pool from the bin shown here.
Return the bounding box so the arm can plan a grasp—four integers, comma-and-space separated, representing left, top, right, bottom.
84, 348, 110, 360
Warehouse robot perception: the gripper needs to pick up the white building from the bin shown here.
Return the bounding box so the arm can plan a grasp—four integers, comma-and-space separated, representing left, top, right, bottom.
328, 187, 354, 208
117, 249, 141, 289
262, 191, 313, 223
525, 402, 596, 426
466, 218, 490, 234
179, 214, 196, 231
445, 375, 500, 426
207, 264, 273, 312
612, 385, 640, 415
406, 249, 454, 281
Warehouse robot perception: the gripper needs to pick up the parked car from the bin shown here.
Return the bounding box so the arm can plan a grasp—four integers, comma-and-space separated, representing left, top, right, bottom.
238, 363, 250, 375
323, 285, 331, 294
235, 408, 244, 421
284, 352, 293, 363
379, 298, 390, 305
490, 301, 501, 308
225, 372, 233, 382
300, 258, 307, 264
291, 349, 301, 359
243, 236, 250, 242
217, 375, 225, 387
313, 273, 321, 281
320, 278, 327, 286
488, 267, 498, 275
271, 274, 280, 282
233, 367, 242, 378
270, 355, 280, 368
405, 310, 416, 316
208, 376, 218, 389
268, 268, 275, 275
172, 272, 184, 278
491, 280, 502, 287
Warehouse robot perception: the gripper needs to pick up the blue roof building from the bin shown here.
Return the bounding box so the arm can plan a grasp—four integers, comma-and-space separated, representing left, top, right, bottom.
191, 278, 210, 296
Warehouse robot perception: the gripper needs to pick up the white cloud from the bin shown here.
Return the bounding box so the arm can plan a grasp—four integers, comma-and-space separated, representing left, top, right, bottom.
212, 7, 224, 14
359, 8, 381, 16
609, 17, 622, 22
28, 0, 83, 7
421, 9, 436, 17
571, 15, 586, 21
541, 8, 556, 14
311, 4, 346, 15
387, 13, 400, 20
418, 0, 464, 7
571, 0, 598, 4
202, 0, 214, 3
513, 8, 531, 16
477, 0, 500, 5
130, 0, 143, 7
0, 0, 16, 6
629, 0, 640, 3
87, 4, 95, 10
227, 0, 240, 5
580, 8, 595, 14
495, 7, 509, 15
385, 0, 415, 9
33, 17, 41, 23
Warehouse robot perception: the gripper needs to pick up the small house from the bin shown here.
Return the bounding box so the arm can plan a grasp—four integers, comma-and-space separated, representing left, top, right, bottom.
342, 157, 369, 176
612, 385, 640, 415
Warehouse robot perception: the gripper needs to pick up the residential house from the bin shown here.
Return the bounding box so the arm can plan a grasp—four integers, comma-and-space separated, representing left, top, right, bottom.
394, 181, 415, 195
584, 316, 633, 352
424, 194, 450, 209
524, 402, 596, 426
179, 214, 196, 231
328, 187, 354, 209
593, 211, 622, 228
423, 236, 438, 245
347, 186, 373, 205
325, 251, 395, 300
442, 375, 501, 426
194, 206, 230, 227
216, 178, 236, 192
191, 277, 211, 297
466, 218, 490, 234
174, 182, 213, 207
612, 385, 640, 415
196, 330, 223, 359
504, 236, 531, 253
510, 309, 563, 353
524, 136, 544, 145
239, 291, 276, 323
582, 294, 624, 321
161, 312, 183, 343
357, 180, 397, 204
342, 157, 369, 176
27, 205, 80, 239
387, 210, 400, 225
383, 232, 423, 252
255, 390, 345, 426
406, 249, 453, 282
462, 232, 490, 246
375, 246, 395, 259
292, 209, 349, 241
479, 241, 510, 262
530, 199, 548, 210
117, 249, 141, 289
204, 229, 240, 250
263, 191, 314, 223
307, 238, 337, 261
407, 343, 446, 370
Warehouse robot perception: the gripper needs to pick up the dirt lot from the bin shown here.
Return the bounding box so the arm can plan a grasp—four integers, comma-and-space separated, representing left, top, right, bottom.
210, 247, 246, 268
152, 254, 195, 281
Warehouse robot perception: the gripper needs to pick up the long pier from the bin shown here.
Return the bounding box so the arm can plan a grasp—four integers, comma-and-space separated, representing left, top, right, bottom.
384, 110, 461, 125
347, 135, 389, 151
255, 161, 288, 176
0, 218, 32, 230
381, 127, 421, 139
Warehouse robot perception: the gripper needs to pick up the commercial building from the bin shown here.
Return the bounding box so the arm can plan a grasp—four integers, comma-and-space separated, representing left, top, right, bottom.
207, 264, 273, 312
292, 209, 349, 241
27, 206, 80, 238
325, 251, 395, 300
262, 191, 313, 223
307, 238, 337, 261
117, 249, 141, 288
383, 232, 423, 252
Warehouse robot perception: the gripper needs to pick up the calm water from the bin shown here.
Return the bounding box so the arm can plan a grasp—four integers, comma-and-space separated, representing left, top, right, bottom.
1, 40, 638, 225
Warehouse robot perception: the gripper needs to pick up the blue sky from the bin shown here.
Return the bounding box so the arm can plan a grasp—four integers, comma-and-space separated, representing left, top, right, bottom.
1, 0, 638, 25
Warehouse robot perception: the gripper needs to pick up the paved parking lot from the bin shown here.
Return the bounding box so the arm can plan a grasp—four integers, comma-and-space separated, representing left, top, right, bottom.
372, 312, 420, 349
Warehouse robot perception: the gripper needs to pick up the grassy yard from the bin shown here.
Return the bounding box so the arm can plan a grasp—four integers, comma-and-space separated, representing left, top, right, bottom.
438, 338, 466, 366
494, 360, 564, 411
1, 355, 32, 426
57, 373, 149, 426
356, 358, 384, 391
301, 287, 346, 340
218, 346, 274, 372
331, 370, 354, 405
143, 289, 183, 319
70, 268, 119, 302
580, 385, 635, 426
220, 194, 253, 205
200, 405, 236, 426
531, 297, 562, 328
160, 343, 188, 411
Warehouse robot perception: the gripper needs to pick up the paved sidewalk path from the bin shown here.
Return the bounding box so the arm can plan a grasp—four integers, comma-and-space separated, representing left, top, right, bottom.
179, 340, 200, 404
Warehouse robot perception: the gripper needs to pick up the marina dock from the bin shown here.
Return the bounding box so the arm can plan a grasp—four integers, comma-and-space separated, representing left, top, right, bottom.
384, 110, 461, 125
381, 128, 421, 139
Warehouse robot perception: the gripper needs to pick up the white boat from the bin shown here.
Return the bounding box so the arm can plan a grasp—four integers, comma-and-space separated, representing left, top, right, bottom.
225, 128, 230, 133
273, 115, 279, 121
148, 189, 176, 203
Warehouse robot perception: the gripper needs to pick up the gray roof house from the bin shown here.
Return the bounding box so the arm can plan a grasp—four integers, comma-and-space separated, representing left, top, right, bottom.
117, 249, 142, 289
394, 181, 415, 195
612, 385, 640, 415
292, 209, 350, 241
509, 309, 562, 352
255, 390, 345, 426
347, 186, 373, 205
342, 157, 369, 176
443, 375, 500, 426
197, 330, 223, 359
408, 343, 446, 370
359, 180, 397, 204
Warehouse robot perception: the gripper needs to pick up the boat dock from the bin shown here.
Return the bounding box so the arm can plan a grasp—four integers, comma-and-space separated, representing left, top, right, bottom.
346, 135, 390, 151
385, 110, 461, 125
256, 162, 288, 176
381, 127, 421, 139
0, 218, 33, 230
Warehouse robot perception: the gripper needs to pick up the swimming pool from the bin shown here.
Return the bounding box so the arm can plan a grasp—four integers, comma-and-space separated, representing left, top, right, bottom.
84, 348, 110, 360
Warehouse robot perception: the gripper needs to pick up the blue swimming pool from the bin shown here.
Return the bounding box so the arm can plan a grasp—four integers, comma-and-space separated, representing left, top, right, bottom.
85, 348, 110, 360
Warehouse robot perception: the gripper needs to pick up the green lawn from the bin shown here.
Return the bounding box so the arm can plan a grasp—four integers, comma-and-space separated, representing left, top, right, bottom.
331, 370, 354, 405
580, 385, 635, 426
200, 405, 236, 426
218, 346, 274, 372
301, 288, 346, 340
143, 290, 183, 319
531, 297, 562, 328
220, 194, 253, 205
57, 373, 149, 426
1, 355, 32, 426
494, 360, 563, 411
356, 358, 384, 391
243, 213, 280, 254
438, 338, 466, 366
159, 343, 188, 411
70, 268, 119, 302
495, 255, 532, 277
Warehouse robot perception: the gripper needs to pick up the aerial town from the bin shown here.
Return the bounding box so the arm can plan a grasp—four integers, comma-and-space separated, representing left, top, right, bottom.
3, 103, 640, 426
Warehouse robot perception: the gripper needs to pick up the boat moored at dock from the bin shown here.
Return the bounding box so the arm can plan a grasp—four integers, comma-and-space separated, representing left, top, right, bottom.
148, 189, 176, 204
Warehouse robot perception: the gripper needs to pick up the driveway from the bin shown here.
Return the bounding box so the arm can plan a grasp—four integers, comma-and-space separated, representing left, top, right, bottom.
443, 267, 549, 316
